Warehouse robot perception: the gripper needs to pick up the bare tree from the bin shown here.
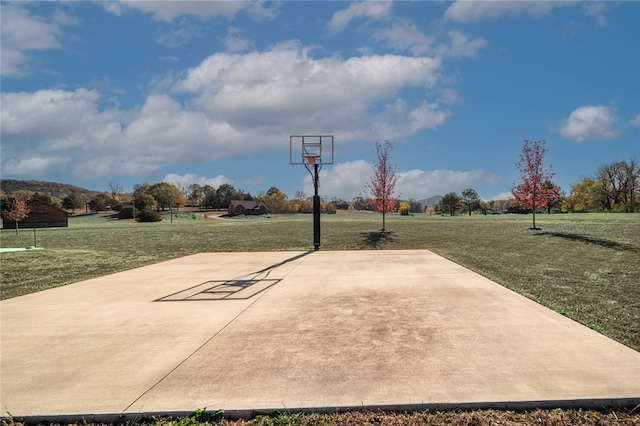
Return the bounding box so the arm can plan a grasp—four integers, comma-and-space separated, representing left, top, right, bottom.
596, 159, 639, 212
109, 182, 124, 202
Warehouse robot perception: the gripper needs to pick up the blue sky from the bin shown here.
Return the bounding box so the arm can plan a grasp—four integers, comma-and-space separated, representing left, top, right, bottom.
1, 1, 638, 201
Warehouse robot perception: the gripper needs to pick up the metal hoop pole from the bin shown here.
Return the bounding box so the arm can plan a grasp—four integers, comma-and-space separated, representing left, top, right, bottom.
313, 162, 321, 251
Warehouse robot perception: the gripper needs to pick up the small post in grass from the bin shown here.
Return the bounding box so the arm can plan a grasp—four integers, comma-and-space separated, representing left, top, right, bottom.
290, 135, 334, 251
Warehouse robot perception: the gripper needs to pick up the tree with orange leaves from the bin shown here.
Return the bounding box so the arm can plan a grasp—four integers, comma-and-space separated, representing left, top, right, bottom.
2, 193, 30, 235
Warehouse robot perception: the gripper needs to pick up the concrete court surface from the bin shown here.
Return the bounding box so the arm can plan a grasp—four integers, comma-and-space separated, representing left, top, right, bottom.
1, 249, 640, 419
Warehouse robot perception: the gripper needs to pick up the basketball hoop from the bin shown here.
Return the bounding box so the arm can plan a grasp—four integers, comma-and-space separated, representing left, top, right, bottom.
303, 155, 319, 165
290, 135, 334, 165
290, 135, 334, 251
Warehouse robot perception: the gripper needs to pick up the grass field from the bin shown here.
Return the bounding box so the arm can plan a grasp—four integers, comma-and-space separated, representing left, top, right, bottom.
1, 211, 638, 351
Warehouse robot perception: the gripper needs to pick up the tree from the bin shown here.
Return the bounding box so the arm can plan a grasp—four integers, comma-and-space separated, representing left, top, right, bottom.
89, 193, 110, 212
562, 178, 603, 212
365, 140, 399, 232
187, 183, 204, 208
32, 192, 53, 205
460, 188, 480, 216
511, 139, 555, 229
266, 186, 282, 196
351, 196, 373, 211
217, 183, 237, 209
493, 199, 511, 214
133, 184, 157, 211
109, 182, 124, 203
407, 198, 424, 214
149, 182, 186, 211
202, 185, 219, 210
257, 188, 288, 214
398, 201, 411, 215
62, 194, 83, 214
477, 199, 491, 215
439, 192, 460, 216
2, 194, 30, 234
542, 180, 562, 214
596, 159, 639, 212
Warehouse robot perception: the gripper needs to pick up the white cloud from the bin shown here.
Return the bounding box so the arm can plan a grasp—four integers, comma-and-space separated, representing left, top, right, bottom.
328, 1, 392, 33
52, 10, 79, 27
436, 89, 461, 105
1, 89, 112, 142
303, 161, 503, 201
372, 99, 451, 139
372, 21, 485, 59
222, 27, 254, 53
371, 18, 434, 56
99, 2, 123, 16
630, 114, 640, 127
490, 191, 513, 202
445, 1, 564, 23
395, 169, 503, 199
3, 156, 71, 177
0, 3, 68, 76
1, 44, 450, 181
446, 30, 487, 57
303, 160, 371, 200
107, 1, 247, 22
582, 2, 608, 28
555, 105, 620, 142
173, 43, 445, 140
156, 20, 202, 48
162, 173, 233, 189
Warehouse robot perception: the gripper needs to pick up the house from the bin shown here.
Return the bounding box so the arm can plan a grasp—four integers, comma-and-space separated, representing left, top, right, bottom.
1, 199, 69, 229
227, 200, 269, 216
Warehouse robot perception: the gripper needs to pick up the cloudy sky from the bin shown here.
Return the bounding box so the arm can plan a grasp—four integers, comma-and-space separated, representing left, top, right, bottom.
2, 1, 638, 201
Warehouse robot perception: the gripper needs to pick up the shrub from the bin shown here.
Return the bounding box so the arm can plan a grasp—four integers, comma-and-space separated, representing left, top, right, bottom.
137, 209, 162, 222
118, 205, 137, 219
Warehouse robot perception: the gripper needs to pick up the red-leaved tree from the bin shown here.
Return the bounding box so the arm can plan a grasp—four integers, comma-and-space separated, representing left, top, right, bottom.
511, 139, 557, 229
366, 140, 399, 232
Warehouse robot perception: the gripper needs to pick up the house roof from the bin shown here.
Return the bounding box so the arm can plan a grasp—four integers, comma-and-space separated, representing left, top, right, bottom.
228, 200, 266, 209
27, 199, 69, 213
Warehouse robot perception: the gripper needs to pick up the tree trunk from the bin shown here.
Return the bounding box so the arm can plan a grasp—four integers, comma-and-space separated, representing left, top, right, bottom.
532, 209, 536, 229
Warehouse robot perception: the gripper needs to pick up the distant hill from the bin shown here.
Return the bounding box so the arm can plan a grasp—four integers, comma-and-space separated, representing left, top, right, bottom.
419, 195, 442, 206
0, 179, 97, 200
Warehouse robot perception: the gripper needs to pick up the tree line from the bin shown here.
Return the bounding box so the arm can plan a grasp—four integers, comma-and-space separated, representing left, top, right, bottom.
2, 153, 636, 225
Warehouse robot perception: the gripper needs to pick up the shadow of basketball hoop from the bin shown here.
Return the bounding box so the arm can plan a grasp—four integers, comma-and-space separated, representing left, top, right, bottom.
154, 251, 313, 302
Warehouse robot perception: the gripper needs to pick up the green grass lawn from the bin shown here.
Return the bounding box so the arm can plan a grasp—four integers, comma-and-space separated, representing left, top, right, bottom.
1, 212, 638, 350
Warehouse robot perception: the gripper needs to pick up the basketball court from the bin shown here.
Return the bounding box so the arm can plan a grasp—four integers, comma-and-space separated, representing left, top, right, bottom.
2, 249, 639, 421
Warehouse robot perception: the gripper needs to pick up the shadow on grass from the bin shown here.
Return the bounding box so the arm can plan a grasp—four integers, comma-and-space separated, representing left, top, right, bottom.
536, 232, 637, 252
360, 231, 395, 248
